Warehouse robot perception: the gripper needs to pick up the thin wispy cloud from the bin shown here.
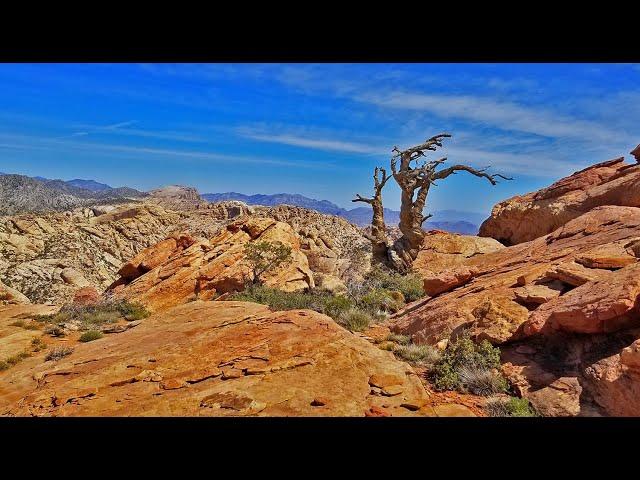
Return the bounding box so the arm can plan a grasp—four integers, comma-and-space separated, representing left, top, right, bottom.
235, 127, 585, 178
239, 129, 383, 155
354, 91, 626, 144
0, 132, 336, 170
70, 123, 206, 143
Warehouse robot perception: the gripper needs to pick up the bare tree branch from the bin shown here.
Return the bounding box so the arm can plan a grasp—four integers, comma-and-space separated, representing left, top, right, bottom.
352, 193, 374, 204
433, 164, 513, 185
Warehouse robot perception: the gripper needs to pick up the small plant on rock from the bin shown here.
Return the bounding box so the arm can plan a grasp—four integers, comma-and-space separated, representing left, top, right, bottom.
457, 365, 508, 396
486, 396, 537, 417
45, 346, 74, 362
395, 343, 441, 366
385, 333, 411, 345
0, 351, 31, 370
30, 337, 47, 352
337, 309, 371, 332
243, 241, 293, 285
430, 330, 504, 393
79, 330, 103, 342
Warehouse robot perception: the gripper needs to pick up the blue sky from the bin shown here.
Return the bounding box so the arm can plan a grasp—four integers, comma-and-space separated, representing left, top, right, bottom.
0, 63, 638, 216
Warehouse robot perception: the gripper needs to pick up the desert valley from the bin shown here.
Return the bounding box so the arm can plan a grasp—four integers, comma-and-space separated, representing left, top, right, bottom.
2, 138, 640, 417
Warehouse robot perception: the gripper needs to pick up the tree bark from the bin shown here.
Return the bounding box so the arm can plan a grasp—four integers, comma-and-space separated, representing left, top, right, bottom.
352, 167, 392, 264
388, 134, 510, 271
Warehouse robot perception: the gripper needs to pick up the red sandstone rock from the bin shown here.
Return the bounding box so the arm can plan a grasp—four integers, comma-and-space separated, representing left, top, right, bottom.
479, 158, 640, 244
108, 217, 315, 312
422, 267, 478, 297
393, 206, 640, 346
0, 301, 432, 417
72, 287, 100, 306
524, 263, 640, 336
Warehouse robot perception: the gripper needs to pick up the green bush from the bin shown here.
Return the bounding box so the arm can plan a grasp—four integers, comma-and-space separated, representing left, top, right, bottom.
337, 309, 371, 332
244, 241, 293, 285
364, 266, 424, 302
430, 331, 503, 392
385, 333, 411, 345
486, 396, 537, 417
116, 301, 150, 321
358, 288, 403, 314
319, 295, 353, 319
30, 337, 47, 352
79, 330, 103, 342
0, 351, 31, 370
395, 343, 441, 366
231, 267, 424, 333
37, 300, 149, 330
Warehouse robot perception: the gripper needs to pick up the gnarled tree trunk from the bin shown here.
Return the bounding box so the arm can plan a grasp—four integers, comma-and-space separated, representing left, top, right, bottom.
354, 133, 511, 272
352, 167, 393, 263
389, 133, 511, 270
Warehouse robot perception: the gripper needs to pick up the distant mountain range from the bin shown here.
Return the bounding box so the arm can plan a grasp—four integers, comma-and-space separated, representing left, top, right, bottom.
202, 192, 345, 215
0, 173, 146, 215
203, 192, 486, 234
0, 171, 485, 234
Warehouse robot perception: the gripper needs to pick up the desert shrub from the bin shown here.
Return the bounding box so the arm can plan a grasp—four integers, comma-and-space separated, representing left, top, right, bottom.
430, 331, 503, 392
364, 265, 424, 302
44, 324, 65, 337
337, 309, 371, 332
395, 343, 441, 366
79, 330, 103, 342
233, 285, 329, 311
115, 301, 150, 321
30, 337, 47, 352
319, 294, 353, 319
38, 300, 149, 330
9, 320, 26, 328
486, 396, 537, 417
232, 286, 371, 331
358, 288, 403, 314
457, 365, 508, 396
385, 333, 411, 345
244, 241, 293, 285
0, 351, 31, 370
45, 346, 74, 362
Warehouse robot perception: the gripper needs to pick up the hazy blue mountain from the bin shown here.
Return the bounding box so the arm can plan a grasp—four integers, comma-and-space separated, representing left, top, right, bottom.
66, 178, 113, 192
202, 192, 346, 215
203, 191, 483, 234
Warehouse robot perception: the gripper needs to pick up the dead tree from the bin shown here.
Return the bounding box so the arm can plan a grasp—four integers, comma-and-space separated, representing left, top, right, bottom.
389, 133, 511, 270
352, 166, 392, 262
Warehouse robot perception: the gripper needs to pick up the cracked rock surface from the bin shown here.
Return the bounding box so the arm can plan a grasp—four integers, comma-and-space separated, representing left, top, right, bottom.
0, 301, 433, 417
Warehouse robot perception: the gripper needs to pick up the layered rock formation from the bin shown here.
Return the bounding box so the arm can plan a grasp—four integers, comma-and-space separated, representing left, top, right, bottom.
479, 158, 640, 245
108, 217, 315, 312
0, 202, 250, 305
389, 204, 640, 416
0, 301, 433, 417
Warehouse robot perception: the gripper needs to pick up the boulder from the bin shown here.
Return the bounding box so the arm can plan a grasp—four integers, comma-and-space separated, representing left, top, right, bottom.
0, 280, 30, 305
412, 231, 504, 276
422, 267, 478, 297
524, 263, 640, 335
72, 286, 101, 306
479, 158, 640, 244
513, 281, 563, 304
